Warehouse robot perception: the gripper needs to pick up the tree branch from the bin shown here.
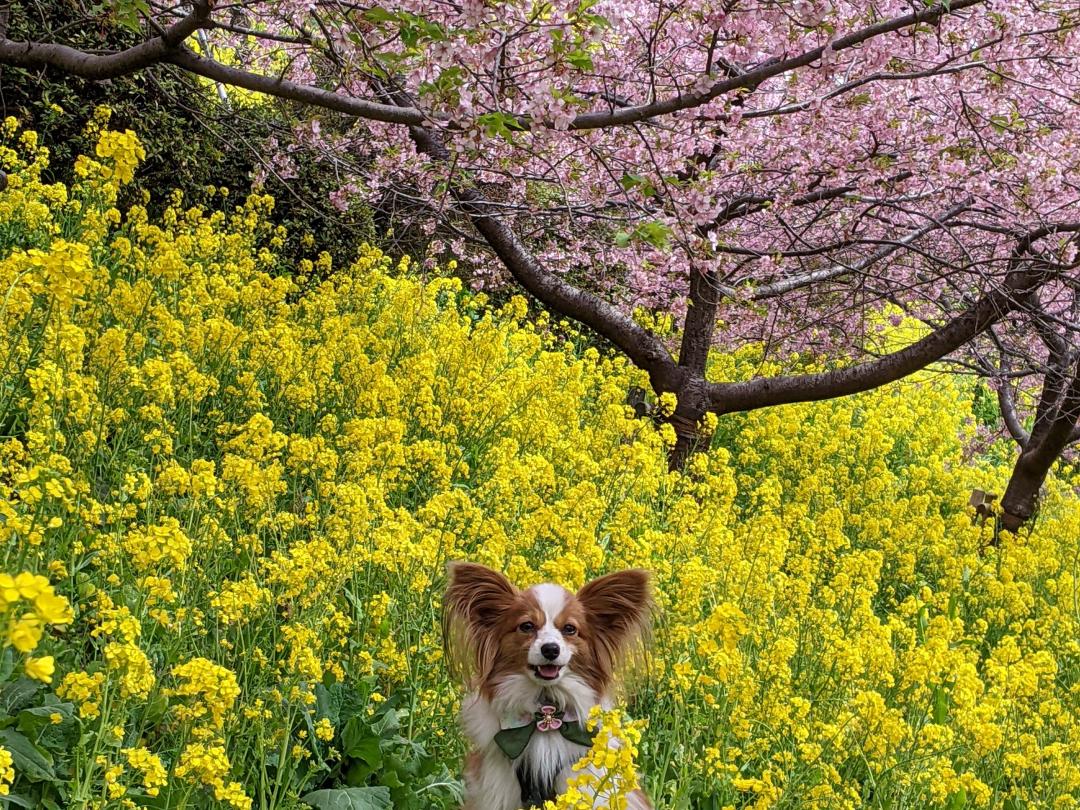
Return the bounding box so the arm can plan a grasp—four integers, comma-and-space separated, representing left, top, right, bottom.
984, 326, 1030, 447
209, 21, 312, 46
165, 47, 426, 125
0, 0, 985, 132
403, 122, 681, 392
707, 184, 858, 229
997, 380, 1030, 448
678, 267, 719, 373
566, 0, 985, 129
747, 201, 971, 300
0, 2, 208, 80
1026, 349, 1073, 451
706, 224, 1080, 414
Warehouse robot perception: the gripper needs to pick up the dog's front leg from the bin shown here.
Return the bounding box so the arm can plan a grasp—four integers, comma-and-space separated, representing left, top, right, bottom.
463, 746, 524, 810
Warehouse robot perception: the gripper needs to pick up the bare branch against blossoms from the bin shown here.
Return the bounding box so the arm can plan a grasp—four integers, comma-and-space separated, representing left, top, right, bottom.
3, 0, 1080, 527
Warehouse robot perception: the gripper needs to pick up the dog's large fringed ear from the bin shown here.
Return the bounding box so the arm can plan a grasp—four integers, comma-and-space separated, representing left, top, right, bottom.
443, 562, 517, 686
577, 569, 651, 671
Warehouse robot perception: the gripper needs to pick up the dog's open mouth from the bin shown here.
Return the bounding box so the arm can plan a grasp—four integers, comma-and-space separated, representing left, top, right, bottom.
530, 664, 563, 680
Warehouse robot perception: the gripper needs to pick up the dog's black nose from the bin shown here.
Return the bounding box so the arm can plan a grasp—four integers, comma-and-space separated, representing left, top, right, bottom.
540, 643, 560, 661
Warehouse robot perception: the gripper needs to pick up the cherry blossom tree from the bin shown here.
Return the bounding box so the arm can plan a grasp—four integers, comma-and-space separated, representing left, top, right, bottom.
2, 0, 1079, 530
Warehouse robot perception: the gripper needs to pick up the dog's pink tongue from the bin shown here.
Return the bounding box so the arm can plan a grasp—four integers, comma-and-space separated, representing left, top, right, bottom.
538, 665, 560, 679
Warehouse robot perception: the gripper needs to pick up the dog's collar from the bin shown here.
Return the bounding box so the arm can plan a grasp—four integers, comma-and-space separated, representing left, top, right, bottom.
494, 704, 596, 759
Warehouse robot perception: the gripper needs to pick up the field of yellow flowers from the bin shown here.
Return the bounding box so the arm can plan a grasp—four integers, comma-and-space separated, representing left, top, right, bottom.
2, 113, 1080, 810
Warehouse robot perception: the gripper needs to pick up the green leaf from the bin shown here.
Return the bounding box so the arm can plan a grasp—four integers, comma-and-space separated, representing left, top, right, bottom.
300, 787, 392, 810
932, 685, 949, 724
0, 793, 36, 808
0, 649, 13, 682
613, 221, 674, 250
619, 173, 656, 198
362, 7, 398, 23
418, 67, 464, 98
347, 736, 382, 769
379, 768, 404, 790
17, 702, 76, 749
475, 112, 527, 142
566, 49, 594, 71
143, 692, 169, 726
106, 0, 151, 33
635, 221, 673, 249
395, 13, 447, 48
0, 728, 55, 782
344, 758, 374, 787
0, 680, 42, 716
946, 788, 967, 810
376, 712, 401, 738
315, 684, 344, 729
341, 716, 363, 750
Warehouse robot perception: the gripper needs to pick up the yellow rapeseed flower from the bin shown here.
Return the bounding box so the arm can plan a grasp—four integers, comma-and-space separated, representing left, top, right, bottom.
24, 655, 54, 683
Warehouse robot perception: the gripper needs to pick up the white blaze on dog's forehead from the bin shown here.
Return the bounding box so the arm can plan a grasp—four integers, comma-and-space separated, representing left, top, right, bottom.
531, 583, 568, 622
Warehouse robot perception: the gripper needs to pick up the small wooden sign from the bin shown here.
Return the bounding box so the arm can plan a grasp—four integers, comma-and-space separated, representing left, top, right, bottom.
969, 489, 998, 525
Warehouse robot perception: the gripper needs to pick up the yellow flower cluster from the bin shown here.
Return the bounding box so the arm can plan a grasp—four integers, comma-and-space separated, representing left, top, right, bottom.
0, 573, 74, 629
2, 118, 1080, 808
167, 657, 241, 730
103, 641, 155, 700
121, 747, 168, 797
174, 743, 251, 810
0, 746, 12, 795
210, 574, 270, 626
121, 518, 193, 573
0, 572, 73, 683
57, 670, 106, 720
314, 716, 335, 742
544, 709, 645, 810
94, 129, 145, 186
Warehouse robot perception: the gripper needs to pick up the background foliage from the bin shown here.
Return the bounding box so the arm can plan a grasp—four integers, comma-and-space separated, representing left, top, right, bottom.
0, 1, 374, 267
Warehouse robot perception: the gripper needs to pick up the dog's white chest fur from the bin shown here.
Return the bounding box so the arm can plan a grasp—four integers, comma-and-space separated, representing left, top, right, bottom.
461, 674, 601, 810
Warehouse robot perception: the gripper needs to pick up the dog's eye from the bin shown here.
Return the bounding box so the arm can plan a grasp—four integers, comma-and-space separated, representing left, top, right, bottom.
562, 624, 577, 636
518, 622, 535, 633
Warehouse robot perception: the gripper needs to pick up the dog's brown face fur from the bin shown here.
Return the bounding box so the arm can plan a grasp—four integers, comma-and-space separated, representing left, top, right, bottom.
443, 563, 650, 699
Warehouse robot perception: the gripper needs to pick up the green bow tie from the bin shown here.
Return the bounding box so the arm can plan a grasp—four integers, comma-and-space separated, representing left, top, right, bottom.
493, 705, 596, 759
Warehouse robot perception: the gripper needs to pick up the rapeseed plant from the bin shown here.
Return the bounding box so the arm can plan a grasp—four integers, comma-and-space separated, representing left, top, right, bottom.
0, 113, 1078, 809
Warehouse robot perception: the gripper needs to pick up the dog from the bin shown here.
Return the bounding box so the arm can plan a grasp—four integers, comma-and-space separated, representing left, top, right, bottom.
444, 562, 653, 809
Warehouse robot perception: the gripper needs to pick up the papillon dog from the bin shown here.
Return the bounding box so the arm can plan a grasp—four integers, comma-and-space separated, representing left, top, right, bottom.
444, 562, 653, 810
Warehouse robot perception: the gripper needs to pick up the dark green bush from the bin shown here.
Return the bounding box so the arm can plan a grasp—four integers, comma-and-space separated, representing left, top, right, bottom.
0, 0, 374, 266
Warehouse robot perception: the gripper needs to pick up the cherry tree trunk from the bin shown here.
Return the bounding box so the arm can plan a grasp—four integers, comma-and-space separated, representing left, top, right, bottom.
999, 375, 1080, 532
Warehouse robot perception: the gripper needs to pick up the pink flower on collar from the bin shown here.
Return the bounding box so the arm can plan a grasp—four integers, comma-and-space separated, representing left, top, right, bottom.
535, 705, 563, 732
